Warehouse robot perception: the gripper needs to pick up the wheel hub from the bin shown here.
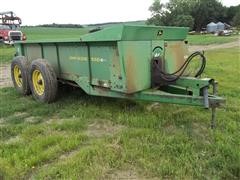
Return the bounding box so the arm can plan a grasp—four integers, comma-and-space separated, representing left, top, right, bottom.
13, 65, 23, 87
32, 69, 45, 96
37, 79, 43, 85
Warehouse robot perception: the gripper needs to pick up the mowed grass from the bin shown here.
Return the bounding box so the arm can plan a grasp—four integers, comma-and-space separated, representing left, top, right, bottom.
0, 47, 239, 179
21, 27, 89, 41
0, 45, 15, 63
187, 34, 239, 45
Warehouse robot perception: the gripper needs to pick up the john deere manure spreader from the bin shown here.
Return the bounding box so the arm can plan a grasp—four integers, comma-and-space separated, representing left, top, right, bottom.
11, 25, 225, 127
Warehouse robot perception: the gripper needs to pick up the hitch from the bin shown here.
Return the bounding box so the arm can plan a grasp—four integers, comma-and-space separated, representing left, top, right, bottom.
210, 81, 219, 129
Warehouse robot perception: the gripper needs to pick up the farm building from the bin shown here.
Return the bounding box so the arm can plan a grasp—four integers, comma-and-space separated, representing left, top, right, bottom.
216, 22, 225, 31
206, 21, 230, 33
207, 22, 217, 33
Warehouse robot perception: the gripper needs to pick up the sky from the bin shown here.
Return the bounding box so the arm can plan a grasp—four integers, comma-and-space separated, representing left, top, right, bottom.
1, 0, 239, 25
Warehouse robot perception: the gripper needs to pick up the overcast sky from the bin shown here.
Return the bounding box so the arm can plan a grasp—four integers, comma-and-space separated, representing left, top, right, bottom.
1, 0, 239, 25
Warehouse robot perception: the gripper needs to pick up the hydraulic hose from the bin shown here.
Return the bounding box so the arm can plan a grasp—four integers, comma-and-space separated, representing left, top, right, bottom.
154, 51, 206, 82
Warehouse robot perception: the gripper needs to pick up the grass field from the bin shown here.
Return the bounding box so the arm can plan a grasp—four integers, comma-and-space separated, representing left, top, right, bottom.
0, 43, 239, 179
187, 34, 239, 45
0, 45, 15, 63
21, 27, 89, 41
19, 26, 239, 45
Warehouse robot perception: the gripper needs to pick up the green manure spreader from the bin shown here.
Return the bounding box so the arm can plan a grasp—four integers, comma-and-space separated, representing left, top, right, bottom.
11, 25, 225, 127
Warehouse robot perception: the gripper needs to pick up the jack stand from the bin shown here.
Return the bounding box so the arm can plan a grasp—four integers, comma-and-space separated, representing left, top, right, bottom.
211, 81, 218, 129
211, 107, 216, 129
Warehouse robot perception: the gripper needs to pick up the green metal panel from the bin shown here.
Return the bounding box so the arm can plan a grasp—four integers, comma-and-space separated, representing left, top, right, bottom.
15, 25, 188, 44
81, 25, 123, 42
24, 44, 42, 62
81, 25, 188, 42
118, 41, 152, 93
16, 38, 81, 44
84, 77, 225, 108
89, 43, 114, 88
121, 25, 188, 41
13, 24, 225, 111
58, 43, 89, 81
42, 44, 59, 75
110, 44, 125, 92
14, 44, 22, 56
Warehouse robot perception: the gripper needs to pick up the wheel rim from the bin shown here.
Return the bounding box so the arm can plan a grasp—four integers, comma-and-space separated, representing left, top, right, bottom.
13, 65, 22, 87
32, 69, 45, 96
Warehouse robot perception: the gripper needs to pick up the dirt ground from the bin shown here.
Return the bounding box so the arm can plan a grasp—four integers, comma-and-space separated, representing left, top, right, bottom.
0, 63, 12, 88
189, 40, 240, 52
0, 40, 239, 89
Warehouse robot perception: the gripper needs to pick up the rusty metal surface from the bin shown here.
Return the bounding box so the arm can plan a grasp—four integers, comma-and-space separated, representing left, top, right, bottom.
125, 53, 136, 93
164, 41, 188, 75
120, 41, 152, 94
110, 45, 125, 92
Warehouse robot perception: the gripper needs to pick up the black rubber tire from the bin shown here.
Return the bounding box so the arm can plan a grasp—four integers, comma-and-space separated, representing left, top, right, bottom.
29, 59, 58, 103
11, 56, 31, 95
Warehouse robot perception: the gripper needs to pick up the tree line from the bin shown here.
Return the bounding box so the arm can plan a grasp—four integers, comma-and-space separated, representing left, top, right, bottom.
38, 23, 84, 28
147, 0, 240, 31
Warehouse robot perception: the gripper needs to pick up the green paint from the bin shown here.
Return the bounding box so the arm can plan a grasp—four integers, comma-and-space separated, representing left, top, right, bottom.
15, 25, 224, 108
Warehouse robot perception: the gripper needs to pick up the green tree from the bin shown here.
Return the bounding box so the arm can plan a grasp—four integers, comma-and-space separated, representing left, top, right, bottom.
173, 15, 194, 29
147, 0, 195, 29
226, 5, 240, 25
165, 0, 195, 29
146, 0, 165, 26
166, 0, 196, 16
149, 0, 165, 15
147, 0, 238, 31
233, 10, 240, 27
191, 0, 224, 31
